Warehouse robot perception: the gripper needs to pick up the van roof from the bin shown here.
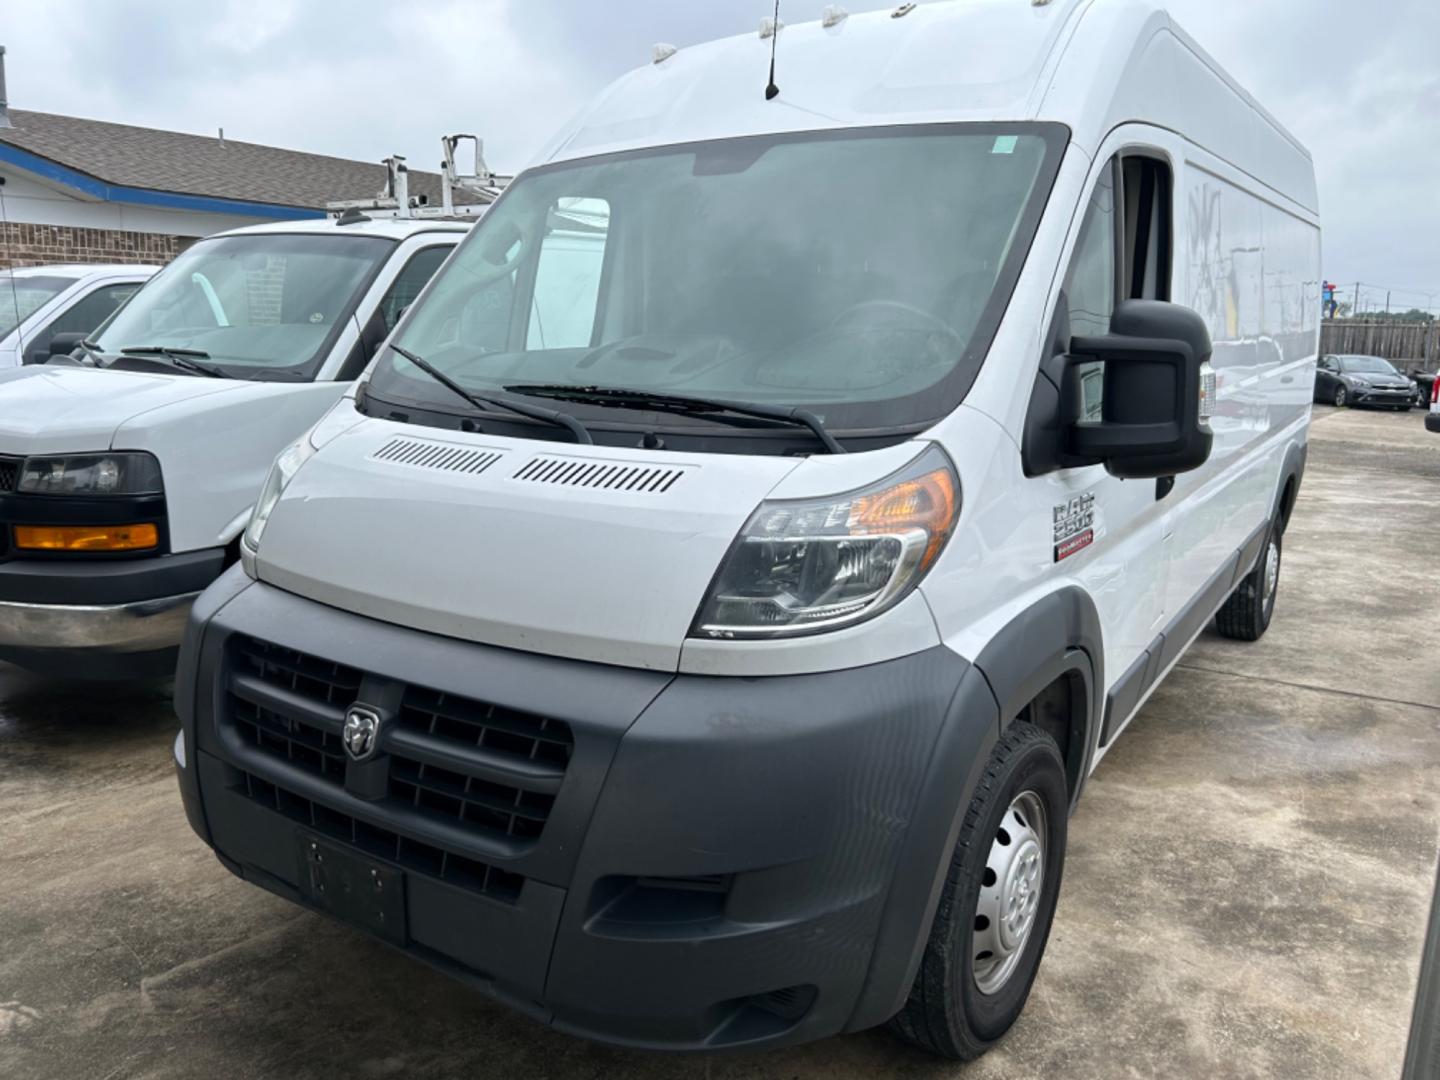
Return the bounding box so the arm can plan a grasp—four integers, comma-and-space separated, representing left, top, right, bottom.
207, 216, 473, 242
536, 0, 1317, 213
1, 263, 160, 279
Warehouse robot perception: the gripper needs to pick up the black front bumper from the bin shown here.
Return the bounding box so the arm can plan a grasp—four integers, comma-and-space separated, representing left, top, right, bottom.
174, 572, 1000, 1051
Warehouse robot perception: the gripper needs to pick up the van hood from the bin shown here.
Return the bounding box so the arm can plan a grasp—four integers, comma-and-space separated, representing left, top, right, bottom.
0, 365, 250, 454
253, 419, 807, 671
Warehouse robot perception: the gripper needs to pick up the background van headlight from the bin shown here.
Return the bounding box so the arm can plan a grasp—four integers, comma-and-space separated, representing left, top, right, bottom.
18, 452, 163, 495
242, 439, 315, 552
692, 444, 960, 639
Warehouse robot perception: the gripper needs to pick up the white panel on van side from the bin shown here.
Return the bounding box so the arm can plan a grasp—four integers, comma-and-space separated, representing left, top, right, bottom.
1162, 150, 1319, 618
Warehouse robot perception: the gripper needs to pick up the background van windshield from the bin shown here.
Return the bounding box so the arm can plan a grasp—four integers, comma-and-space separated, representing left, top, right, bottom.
94, 233, 391, 379
0, 274, 74, 339
376, 126, 1060, 431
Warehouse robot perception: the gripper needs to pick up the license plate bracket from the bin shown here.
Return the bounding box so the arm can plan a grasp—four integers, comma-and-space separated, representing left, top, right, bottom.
295, 832, 406, 945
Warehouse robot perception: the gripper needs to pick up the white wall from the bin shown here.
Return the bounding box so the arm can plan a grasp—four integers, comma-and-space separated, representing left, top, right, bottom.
0, 168, 286, 238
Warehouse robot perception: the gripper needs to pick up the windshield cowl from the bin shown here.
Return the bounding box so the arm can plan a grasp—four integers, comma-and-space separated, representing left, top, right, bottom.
357, 381, 927, 457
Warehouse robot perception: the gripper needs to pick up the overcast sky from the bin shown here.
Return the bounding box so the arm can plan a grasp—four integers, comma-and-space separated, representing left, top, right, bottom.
5, 0, 1438, 311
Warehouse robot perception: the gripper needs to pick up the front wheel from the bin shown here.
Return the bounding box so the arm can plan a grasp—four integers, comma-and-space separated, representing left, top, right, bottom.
1333, 385, 1349, 407
888, 723, 1068, 1060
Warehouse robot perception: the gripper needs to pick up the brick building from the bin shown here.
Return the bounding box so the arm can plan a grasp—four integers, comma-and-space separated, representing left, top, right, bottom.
0, 94, 463, 272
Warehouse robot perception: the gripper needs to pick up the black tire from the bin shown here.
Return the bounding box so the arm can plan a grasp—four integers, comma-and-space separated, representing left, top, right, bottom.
1333, 385, 1348, 407
1216, 521, 1281, 641
888, 723, 1068, 1060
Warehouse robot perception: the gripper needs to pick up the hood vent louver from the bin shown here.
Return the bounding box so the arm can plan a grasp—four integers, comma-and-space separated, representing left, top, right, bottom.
370, 437, 503, 475
513, 455, 687, 493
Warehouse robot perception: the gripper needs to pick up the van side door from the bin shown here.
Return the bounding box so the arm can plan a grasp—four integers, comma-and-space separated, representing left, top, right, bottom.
1043, 148, 1172, 737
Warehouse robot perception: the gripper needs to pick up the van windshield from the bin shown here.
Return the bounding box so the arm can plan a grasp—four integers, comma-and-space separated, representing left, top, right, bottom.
1, 274, 74, 339
372, 124, 1063, 434
93, 233, 392, 380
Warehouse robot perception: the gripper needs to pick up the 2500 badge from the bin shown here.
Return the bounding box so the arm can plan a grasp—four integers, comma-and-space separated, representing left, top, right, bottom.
1053, 493, 1095, 562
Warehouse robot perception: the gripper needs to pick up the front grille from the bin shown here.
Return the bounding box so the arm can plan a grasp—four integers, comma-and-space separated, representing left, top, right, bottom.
228, 636, 573, 846
235, 637, 363, 708
0, 456, 20, 492
232, 768, 524, 903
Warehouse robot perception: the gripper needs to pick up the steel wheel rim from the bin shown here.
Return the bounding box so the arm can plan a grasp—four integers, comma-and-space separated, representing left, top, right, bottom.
972, 790, 1048, 995
1262, 539, 1280, 605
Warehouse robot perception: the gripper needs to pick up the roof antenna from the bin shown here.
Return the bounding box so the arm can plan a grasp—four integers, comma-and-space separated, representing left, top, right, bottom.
764, 0, 782, 100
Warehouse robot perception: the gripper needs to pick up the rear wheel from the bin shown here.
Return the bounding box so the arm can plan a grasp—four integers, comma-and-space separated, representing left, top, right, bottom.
888, 723, 1067, 1060
1333, 385, 1348, 407
1216, 522, 1281, 641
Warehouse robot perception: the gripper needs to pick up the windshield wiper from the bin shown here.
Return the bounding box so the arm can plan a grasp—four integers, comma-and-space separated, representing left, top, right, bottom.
505, 384, 846, 454
75, 338, 107, 364
119, 345, 228, 379
387, 345, 592, 445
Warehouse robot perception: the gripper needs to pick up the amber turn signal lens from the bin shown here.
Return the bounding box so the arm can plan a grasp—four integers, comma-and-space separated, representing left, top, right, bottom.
14, 523, 159, 552
849, 468, 959, 569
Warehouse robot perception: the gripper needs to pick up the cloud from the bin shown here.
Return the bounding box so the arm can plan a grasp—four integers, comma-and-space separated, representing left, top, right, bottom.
3, 0, 1435, 300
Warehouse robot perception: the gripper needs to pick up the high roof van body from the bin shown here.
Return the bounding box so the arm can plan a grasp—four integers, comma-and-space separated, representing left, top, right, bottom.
174, 0, 1320, 1057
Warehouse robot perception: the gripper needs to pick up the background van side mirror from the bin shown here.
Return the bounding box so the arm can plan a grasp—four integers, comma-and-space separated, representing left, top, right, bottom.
46, 332, 87, 358
25, 331, 87, 364
1064, 300, 1215, 480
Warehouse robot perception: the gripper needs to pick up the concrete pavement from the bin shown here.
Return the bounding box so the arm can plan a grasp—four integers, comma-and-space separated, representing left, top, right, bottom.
2, 405, 1437, 1079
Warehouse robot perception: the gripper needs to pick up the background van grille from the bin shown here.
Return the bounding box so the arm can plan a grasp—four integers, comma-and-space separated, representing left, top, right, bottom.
0, 456, 20, 492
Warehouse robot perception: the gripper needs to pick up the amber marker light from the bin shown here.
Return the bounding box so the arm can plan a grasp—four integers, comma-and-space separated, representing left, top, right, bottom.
14, 524, 160, 552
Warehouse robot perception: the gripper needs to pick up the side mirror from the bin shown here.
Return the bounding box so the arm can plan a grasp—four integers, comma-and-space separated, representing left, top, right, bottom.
27, 332, 88, 364
1064, 300, 1214, 480
47, 332, 87, 358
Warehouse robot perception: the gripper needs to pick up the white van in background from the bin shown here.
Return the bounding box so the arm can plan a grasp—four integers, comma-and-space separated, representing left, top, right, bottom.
174, 0, 1319, 1060
0, 214, 471, 678
0, 264, 156, 368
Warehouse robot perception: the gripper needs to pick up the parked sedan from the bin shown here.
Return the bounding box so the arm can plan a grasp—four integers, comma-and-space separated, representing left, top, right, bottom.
0, 264, 157, 368
1314, 354, 1421, 409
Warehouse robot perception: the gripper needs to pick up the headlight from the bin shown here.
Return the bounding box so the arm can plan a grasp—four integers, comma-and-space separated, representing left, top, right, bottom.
18, 452, 162, 495
242, 439, 315, 552
692, 444, 959, 639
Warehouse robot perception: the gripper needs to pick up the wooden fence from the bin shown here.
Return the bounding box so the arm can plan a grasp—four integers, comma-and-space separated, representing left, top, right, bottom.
1320, 319, 1439, 367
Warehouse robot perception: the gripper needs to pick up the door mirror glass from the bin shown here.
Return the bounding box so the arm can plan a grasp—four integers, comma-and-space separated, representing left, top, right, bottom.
1064, 299, 1214, 479
44, 331, 87, 359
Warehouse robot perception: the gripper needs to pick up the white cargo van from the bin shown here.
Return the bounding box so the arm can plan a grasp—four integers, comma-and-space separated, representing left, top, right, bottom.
0, 264, 156, 369
174, 0, 1320, 1059
0, 214, 470, 677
